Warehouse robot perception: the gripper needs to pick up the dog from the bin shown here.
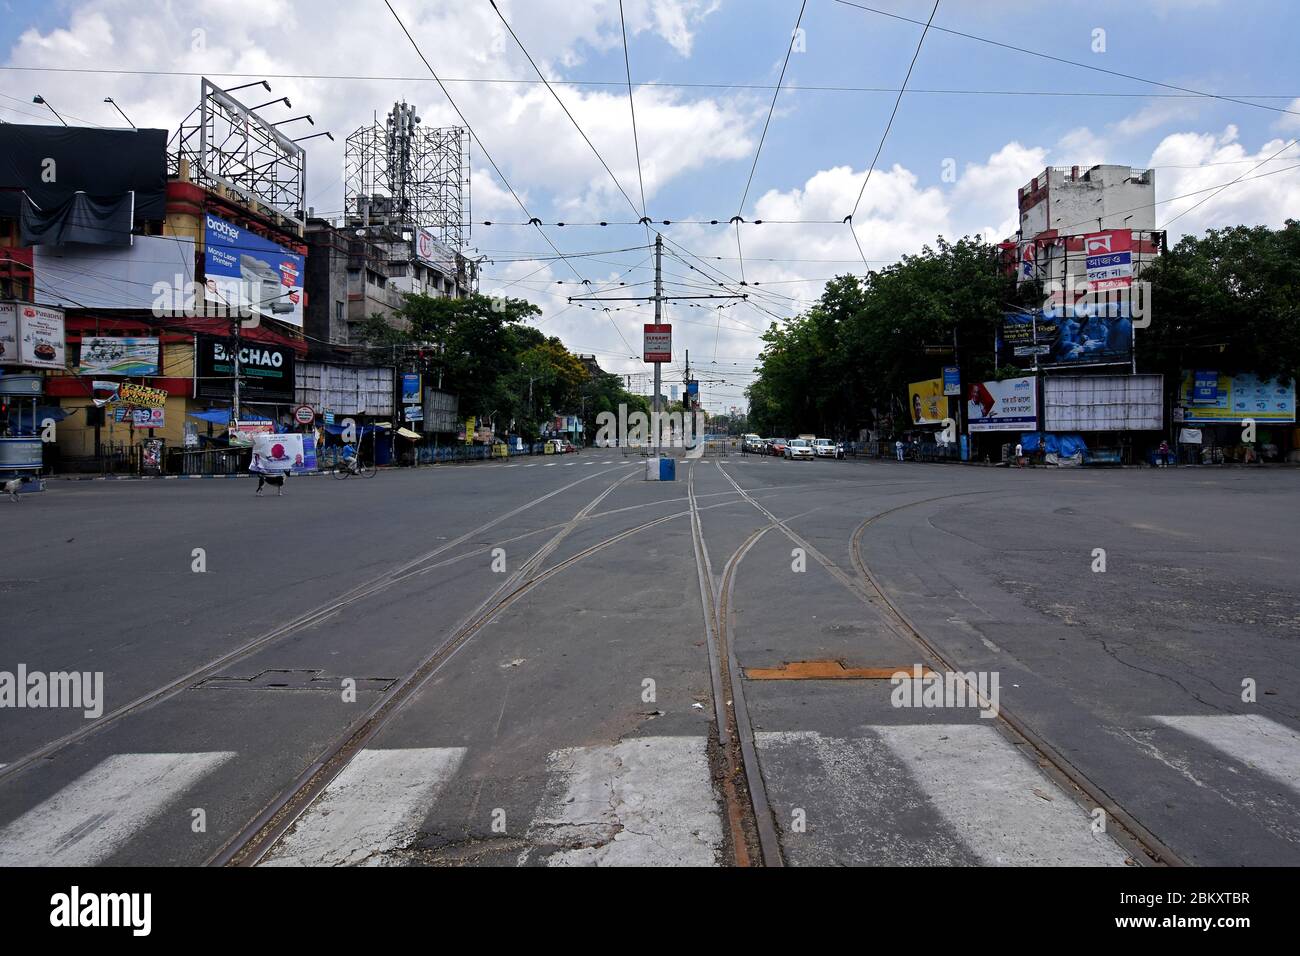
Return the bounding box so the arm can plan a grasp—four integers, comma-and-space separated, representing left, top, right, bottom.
255, 472, 288, 497
4, 477, 24, 502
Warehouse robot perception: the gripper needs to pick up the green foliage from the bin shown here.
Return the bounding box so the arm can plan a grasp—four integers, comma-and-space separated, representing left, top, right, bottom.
357, 292, 645, 441
747, 236, 1014, 436
1139, 220, 1300, 385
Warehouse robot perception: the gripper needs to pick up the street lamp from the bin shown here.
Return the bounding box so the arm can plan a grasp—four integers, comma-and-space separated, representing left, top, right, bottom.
223, 80, 272, 95
292, 131, 334, 143
32, 95, 67, 126
248, 97, 292, 111
271, 115, 314, 129
103, 97, 135, 127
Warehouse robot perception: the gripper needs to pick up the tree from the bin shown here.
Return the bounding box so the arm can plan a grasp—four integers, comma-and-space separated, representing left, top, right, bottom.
1138, 220, 1300, 386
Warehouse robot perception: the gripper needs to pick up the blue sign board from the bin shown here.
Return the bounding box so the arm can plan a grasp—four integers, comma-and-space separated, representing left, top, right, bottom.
401, 374, 422, 405
203, 213, 304, 327
942, 366, 961, 396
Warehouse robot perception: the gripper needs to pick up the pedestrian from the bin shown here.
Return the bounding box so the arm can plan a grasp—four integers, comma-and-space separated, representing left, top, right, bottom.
1158, 439, 1170, 468
1015, 442, 1024, 468
895, 439, 904, 462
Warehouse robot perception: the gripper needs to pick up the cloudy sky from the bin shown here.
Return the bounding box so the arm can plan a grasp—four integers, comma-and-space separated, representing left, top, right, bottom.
3, 0, 1298, 410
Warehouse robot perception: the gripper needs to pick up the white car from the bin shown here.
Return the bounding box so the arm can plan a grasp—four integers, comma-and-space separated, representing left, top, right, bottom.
813, 438, 844, 459
784, 438, 815, 460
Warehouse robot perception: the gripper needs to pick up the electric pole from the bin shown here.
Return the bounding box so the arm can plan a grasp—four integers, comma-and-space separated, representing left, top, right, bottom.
653, 233, 663, 456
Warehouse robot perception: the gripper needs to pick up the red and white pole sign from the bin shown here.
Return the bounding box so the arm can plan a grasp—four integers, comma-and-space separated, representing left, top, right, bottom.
643, 323, 672, 363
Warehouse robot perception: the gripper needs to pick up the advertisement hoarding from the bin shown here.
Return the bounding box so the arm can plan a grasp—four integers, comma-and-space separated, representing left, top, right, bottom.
1000, 311, 1132, 367
967, 377, 1037, 432
117, 383, 168, 408
1177, 372, 1296, 424
908, 378, 948, 425
196, 335, 295, 403
0, 301, 66, 369
1044, 375, 1163, 431
415, 229, 458, 275
401, 373, 422, 405
35, 235, 195, 312
77, 336, 160, 376
942, 367, 961, 396
203, 213, 304, 328
1083, 230, 1134, 291
643, 324, 672, 363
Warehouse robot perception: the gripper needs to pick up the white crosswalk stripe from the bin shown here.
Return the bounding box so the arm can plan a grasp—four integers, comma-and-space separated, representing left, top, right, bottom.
0, 752, 234, 866
1152, 714, 1300, 796
261, 748, 466, 866
526, 736, 722, 866
756, 727, 1128, 866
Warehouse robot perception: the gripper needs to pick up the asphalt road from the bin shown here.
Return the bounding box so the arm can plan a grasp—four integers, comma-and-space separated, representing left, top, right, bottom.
1, 451, 1297, 866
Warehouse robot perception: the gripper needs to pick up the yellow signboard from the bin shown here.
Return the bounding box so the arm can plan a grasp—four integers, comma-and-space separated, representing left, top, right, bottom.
464, 416, 476, 445
116, 383, 168, 408
908, 378, 948, 425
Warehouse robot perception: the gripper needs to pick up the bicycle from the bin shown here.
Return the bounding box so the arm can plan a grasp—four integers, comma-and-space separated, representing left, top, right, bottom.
332, 455, 376, 479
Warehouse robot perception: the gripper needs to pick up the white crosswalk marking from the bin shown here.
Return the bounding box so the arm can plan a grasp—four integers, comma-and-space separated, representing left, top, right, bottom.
871, 725, 1128, 865
527, 736, 722, 866
1153, 714, 1300, 796
0, 752, 234, 866
261, 748, 466, 866
757, 727, 1127, 866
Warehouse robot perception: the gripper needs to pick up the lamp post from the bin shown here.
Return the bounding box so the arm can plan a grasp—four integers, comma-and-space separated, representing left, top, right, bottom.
103, 97, 136, 127
32, 95, 67, 126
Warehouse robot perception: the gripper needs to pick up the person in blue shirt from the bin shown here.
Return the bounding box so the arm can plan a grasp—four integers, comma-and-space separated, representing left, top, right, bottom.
341, 442, 358, 474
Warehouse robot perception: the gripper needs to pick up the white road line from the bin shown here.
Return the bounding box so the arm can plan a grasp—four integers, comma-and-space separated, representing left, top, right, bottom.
1153, 714, 1300, 796
0, 752, 235, 866
261, 747, 466, 867
544, 463, 557, 467
525, 464, 538, 468
871, 724, 1128, 865
528, 736, 722, 866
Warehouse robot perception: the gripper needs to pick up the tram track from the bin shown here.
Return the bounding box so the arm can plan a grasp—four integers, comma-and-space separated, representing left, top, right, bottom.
710, 461, 1186, 868
213, 471, 753, 866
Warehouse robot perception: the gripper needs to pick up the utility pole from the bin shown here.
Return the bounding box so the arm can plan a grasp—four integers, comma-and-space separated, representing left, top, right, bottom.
653, 233, 663, 456
232, 316, 242, 424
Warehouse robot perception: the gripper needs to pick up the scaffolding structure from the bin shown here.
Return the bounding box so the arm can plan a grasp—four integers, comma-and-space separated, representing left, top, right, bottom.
344, 103, 469, 248
170, 79, 307, 231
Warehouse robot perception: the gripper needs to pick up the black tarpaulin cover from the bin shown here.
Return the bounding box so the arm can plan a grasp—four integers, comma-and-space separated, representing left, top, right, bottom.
20, 192, 135, 246
0, 125, 167, 219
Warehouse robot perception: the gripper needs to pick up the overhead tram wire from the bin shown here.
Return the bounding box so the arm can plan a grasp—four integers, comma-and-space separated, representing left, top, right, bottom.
3, 63, 1297, 105
382, 0, 639, 359
732, 0, 809, 291
832, 0, 1300, 122
617, 0, 655, 256
1159, 138, 1299, 229
845, 0, 939, 268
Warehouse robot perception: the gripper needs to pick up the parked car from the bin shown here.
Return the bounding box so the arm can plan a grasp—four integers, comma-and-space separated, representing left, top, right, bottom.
813, 438, 845, 459
742, 433, 762, 453
784, 438, 815, 460
768, 438, 788, 457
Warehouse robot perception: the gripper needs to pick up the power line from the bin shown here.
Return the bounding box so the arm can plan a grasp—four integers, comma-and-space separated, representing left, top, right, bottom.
2, 64, 1296, 104
1160, 139, 1299, 229
736, 1, 808, 217
618, 0, 649, 224
382, 0, 638, 359
833, 0, 1300, 120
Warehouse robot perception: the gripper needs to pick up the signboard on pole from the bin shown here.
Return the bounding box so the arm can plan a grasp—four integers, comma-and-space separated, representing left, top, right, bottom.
294, 404, 315, 425
942, 366, 961, 396
401, 373, 422, 405
643, 324, 672, 363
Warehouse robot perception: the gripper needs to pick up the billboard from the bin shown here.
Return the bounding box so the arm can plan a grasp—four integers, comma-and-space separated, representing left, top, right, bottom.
942, 366, 961, 396
1000, 311, 1132, 367
1084, 230, 1133, 291
0, 301, 66, 369
77, 336, 160, 376
196, 335, 295, 403
1044, 375, 1163, 431
415, 229, 458, 275
35, 235, 195, 311
203, 213, 304, 328
967, 377, 1037, 432
401, 373, 422, 405
117, 383, 168, 408
1177, 372, 1295, 424
644, 324, 671, 363
908, 378, 948, 425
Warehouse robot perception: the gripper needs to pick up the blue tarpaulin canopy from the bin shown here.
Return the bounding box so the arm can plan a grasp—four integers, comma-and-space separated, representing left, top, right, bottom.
187, 410, 271, 424
1020, 433, 1088, 457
